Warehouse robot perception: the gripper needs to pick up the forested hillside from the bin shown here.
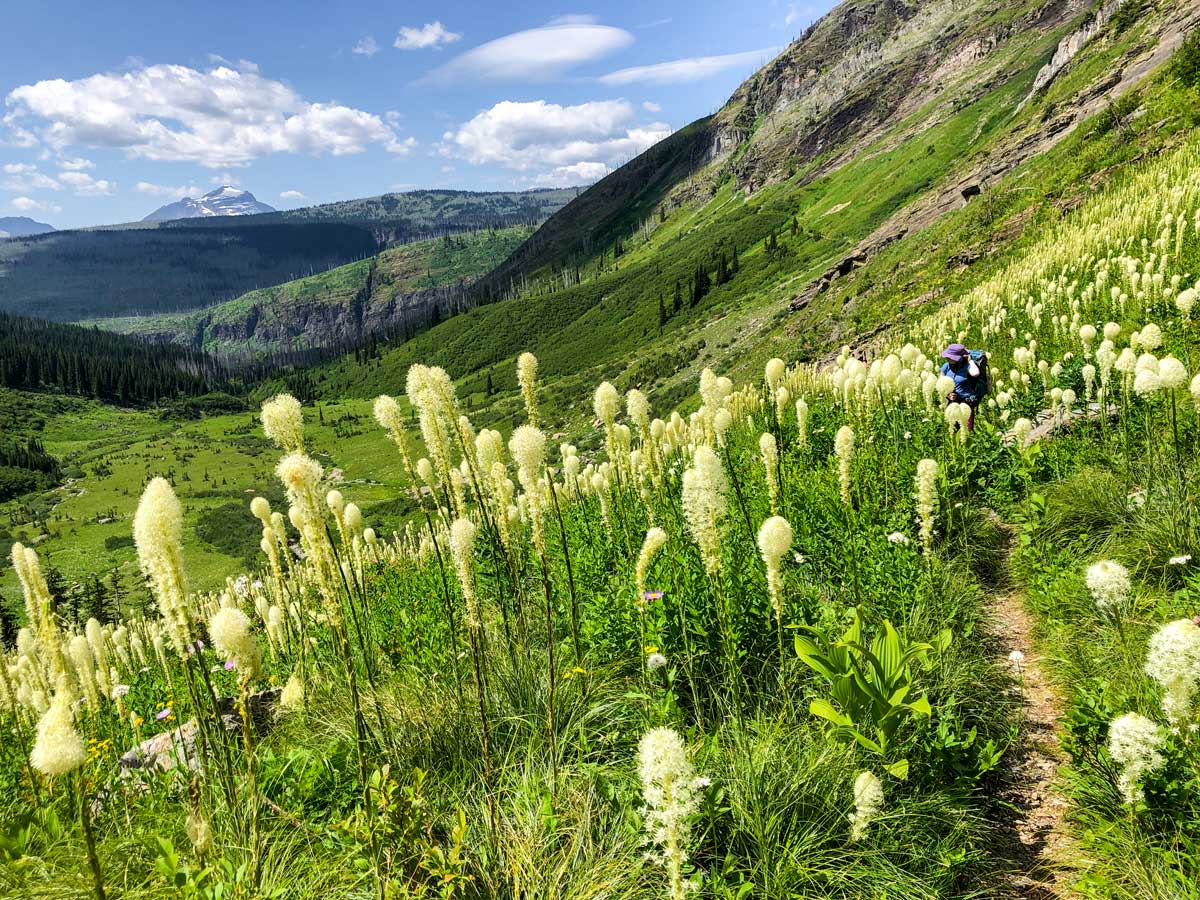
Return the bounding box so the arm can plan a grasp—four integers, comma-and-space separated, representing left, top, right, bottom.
0, 224, 377, 321
0, 312, 231, 402
97, 227, 535, 358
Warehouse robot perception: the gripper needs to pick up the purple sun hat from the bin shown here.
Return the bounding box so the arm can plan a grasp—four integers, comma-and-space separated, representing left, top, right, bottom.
941, 343, 968, 362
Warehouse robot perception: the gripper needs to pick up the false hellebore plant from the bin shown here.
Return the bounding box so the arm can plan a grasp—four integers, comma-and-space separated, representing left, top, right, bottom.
794, 609, 951, 779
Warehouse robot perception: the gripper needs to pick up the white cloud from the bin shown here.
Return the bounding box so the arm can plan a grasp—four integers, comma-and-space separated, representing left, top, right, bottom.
642, 100, 661, 112
428, 24, 631, 82
353, 36, 380, 57
206, 54, 258, 73
783, 3, 824, 29
10, 196, 61, 213
598, 48, 777, 86
210, 172, 242, 186
279, 189, 307, 200
547, 14, 598, 25
533, 161, 611, 186
5, 62, 410, 168
57, 170, 114, 195
57, 156, 94, 170
135, 181, 203, 199
389, 136, 418, 156
3, 168, 62, 191
394, 22, 462, 51
441, 99, 670, 174
3, 162, 36, 174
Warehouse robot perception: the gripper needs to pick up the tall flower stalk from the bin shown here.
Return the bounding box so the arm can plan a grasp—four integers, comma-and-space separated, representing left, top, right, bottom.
449, 517, 497, 836
638, 727, 705, 900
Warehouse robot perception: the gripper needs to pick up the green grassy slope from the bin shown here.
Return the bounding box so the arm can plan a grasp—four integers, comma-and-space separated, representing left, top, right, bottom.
290, 1, 1186, 429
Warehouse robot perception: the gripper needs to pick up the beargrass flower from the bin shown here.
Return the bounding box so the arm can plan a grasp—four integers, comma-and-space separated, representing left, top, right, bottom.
1139, 323, 1163, 351
208, 607, 262, 681
757, 516, 793, 623
1158, 356, 1188, 390
759, 432, 780, 515
517, 352, 540, 426
30, 687, 86, 777
636, 528, 669, 600
594, 382, 620, 427
134, 478, 191, 656
848, 771, 884, 842
1144, 619, 1200, 724
915, 459, 937, 555
185, 810, 213, 856
638, 726, 705, 900
1086, 560, 1131, 614
1107, 712, 1165, 803
834, 425, 854, 505
280, 671, 304, 710
681, 446, 727, 577
261, 393, 305, 453
765, 358, 785, 392
795, 398, 809, 448
713, 408, 732, 446
449, 518, 481, 629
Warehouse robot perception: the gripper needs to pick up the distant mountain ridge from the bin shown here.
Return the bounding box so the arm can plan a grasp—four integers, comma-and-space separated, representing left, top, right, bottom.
1, 188, 574, 322
0, 216, 55, 238
143, 186, 276, 221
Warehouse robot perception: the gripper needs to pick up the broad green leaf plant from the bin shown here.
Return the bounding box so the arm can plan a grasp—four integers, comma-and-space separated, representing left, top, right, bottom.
795, 610, 951, 779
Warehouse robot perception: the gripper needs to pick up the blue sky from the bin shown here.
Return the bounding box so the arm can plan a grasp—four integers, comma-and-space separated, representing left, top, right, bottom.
0, 0, 833, 229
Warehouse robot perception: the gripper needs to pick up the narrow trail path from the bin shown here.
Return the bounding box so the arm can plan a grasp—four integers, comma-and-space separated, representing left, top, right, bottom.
988, 583, 1074, 899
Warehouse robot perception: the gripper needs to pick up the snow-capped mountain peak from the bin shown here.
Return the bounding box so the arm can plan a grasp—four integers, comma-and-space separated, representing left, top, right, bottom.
143, 186, 276, 222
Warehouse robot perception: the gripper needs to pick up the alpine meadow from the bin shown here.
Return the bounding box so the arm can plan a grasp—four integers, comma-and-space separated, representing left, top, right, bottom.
5, 2, 1200, 899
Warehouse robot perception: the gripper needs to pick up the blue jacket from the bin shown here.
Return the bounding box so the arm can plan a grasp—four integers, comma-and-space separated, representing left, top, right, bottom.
940, 350, 988, 404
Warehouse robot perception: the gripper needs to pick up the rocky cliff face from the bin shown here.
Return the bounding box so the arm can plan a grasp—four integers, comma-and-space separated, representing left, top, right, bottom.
705, 0, 1089, 191
174, 283, 470, 356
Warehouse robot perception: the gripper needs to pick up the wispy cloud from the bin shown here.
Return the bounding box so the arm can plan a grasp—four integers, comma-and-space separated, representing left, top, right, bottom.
135, 181, 204, 199
352, 36, 380, 57
598, 48, 777, 86
783, 2, 827, 29
394, 22, 462, 51
427, 23, 632, 83
279, 189, 307, 200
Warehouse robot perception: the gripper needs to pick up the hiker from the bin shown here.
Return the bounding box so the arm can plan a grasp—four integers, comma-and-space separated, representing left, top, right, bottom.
940, 343, 990, 431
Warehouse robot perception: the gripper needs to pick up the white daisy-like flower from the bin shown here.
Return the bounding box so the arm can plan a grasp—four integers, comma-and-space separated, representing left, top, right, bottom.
886, 531, 910, 546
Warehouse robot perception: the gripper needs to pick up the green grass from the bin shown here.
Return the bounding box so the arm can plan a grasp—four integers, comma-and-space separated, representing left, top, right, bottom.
0, 393, 428, 606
